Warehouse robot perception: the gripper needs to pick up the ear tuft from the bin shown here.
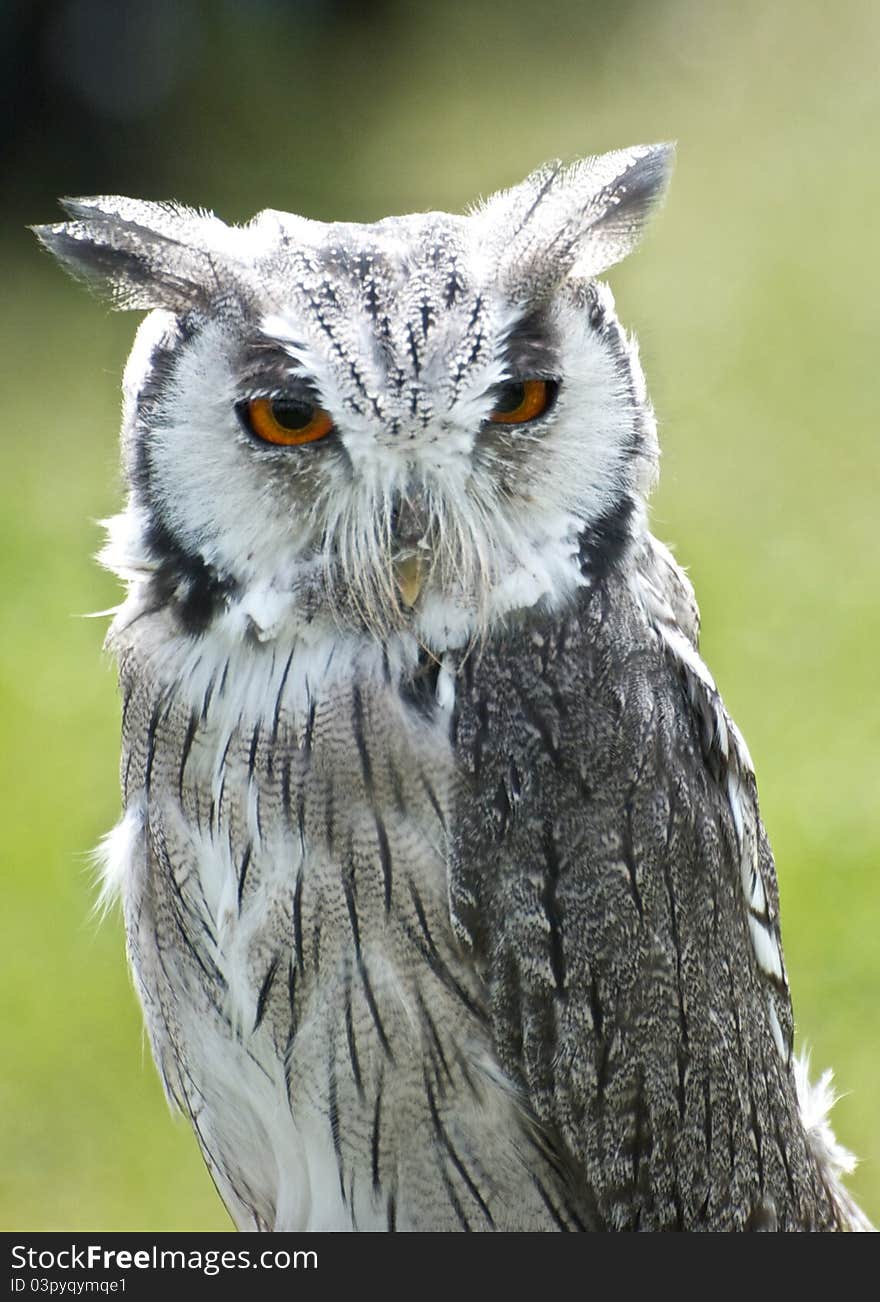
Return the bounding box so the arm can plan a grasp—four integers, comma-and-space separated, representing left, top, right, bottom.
31, 196, 235, 312
477, 142, 675, 299
575, 142, 674, 274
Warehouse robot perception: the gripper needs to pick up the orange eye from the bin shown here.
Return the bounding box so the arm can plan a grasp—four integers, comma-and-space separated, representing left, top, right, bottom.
488, 379, 558, 425
241, 396, 334, 446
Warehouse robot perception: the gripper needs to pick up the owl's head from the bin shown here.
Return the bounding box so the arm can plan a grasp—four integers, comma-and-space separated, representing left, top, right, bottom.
35, 144, 672, 653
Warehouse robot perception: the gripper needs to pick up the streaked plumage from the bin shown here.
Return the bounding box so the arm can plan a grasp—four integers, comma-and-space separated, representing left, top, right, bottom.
34, 145, 871, 1230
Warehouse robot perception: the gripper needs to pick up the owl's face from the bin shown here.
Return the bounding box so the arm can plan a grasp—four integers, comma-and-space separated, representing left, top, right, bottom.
36, 145, 671, 652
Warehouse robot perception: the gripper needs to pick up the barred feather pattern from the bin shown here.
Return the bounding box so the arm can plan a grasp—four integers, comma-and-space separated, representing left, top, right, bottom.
114, 613, 594, 1230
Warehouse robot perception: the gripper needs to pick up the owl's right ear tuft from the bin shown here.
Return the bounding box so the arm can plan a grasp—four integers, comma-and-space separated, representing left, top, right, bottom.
31, 196, 233, 312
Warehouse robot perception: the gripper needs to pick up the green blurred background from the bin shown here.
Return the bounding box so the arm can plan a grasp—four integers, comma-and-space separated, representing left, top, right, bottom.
1, 0, 877, 1230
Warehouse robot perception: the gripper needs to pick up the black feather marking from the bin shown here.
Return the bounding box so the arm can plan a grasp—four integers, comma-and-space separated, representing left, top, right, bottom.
271, 648, 295, 747
406, 322, 421, 377
324, 779, 336, 856
344, 968, 364, 1101
408, 880, 434, 946
170, 905, 225, 991
214, 778, 226, 831
359, 958, 394, 1061
302, 698, 316, 759
405, 923, 487, 1026
281, 753, 292, 825
386, 1191, 397, 1231
255, 788, 266, 846
371, 1071, 384, 1192
216, 726, 235, 777
342, 862, 361, 958
304, 287, 369, 399
177, 709, 199, 801
578, 495, 636, 584
351, 685, 373, 790
120, 680, 135, 735
492, 778, 511, 841
293, 874, 304, 975
541, 828, 566, 992
425, 1073, 494, 1227
419, 773, 446, 830
444, 265, 465, 308
143, 515, 237, 635
201, 672, 217, 723
247, 721, 261, 780
404, 885, 487, 1025
375, 813, 393, 914
237, 843, 252, 909
327, 1051, 344, 1198
122, 748, 134, 803
587, 146, 672, 257
515, 163, 562, 234
144, 701, 162, 794
287, 958, 297, 1019
437, 1161, 471, 1231
415, 985, 454, 1090
531, 1175, 572, 1231
254, 953, 280, 1031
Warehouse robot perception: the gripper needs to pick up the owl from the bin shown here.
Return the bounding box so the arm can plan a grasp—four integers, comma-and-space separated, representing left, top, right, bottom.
35, 144, 871, 1231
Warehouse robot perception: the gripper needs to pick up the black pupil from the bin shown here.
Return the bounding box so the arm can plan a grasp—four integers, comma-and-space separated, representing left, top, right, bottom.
492, 382, 526, 414
271, 399, 315, 431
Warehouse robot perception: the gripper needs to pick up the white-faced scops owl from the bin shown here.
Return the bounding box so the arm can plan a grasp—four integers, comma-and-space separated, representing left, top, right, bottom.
34, 145, 871, 1231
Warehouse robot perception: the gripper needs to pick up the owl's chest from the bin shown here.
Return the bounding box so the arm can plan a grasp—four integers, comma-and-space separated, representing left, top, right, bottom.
118, 636, 490, 1228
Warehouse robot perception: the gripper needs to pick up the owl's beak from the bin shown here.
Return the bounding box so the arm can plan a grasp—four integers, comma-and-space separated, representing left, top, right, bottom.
393, 552, 426, 608
390, 494, 431, 608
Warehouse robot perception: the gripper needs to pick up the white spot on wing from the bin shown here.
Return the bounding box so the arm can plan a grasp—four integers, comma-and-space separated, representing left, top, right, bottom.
766, 996, 787, 1062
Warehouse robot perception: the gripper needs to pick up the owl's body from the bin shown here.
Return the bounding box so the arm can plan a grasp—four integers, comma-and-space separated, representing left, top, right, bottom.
36, 147, 869, 1230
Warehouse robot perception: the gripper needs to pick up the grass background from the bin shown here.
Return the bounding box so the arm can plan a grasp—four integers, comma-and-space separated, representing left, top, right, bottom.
1, 0, 877, 1229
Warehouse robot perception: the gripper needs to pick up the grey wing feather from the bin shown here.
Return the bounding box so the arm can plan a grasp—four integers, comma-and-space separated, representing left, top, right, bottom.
449, 566, 845, 1230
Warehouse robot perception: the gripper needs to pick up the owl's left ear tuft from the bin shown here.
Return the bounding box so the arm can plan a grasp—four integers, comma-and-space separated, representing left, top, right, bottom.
478, 142, 674, 298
